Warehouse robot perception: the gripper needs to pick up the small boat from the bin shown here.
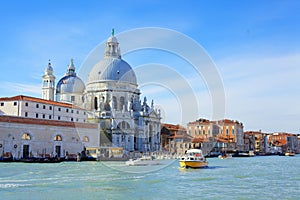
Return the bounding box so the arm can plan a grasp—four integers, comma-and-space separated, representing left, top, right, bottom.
218, 154, 232, 159
19, 157, 63, 163
285, 152, 295, 156
179, 149, 208, 168
125, 156, 160, 166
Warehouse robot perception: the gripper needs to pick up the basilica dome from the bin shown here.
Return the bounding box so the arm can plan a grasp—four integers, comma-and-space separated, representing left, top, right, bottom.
88, 57, 137, 85
56, 59, 85, 95
87, 33, 137, 86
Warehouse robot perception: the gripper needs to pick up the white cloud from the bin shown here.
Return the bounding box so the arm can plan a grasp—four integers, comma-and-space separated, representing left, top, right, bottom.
216, 53, 300, 133
0, 82, 41, 97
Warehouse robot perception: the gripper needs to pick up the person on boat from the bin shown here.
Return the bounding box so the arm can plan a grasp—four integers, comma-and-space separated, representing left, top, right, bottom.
77, 153, 81, 162
65, 151, 69, 160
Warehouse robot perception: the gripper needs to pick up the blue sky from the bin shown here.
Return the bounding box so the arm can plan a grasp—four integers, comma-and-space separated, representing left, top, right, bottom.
0, 0, 300, 133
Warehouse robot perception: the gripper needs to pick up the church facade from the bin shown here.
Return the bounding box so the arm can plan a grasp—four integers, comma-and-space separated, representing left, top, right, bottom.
82, 33, 162, 152
0, 31, 161, 159
52, 32, 162, 152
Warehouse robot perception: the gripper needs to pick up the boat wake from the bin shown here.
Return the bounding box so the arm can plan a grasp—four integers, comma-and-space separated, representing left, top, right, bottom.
0, 183, 30, 188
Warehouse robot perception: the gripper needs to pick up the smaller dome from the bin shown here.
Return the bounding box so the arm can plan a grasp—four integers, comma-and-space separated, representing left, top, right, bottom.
56, 59, 85, 94
56, 75, 85, 94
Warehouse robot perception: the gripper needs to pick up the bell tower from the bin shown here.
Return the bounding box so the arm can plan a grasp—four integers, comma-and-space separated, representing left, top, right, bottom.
42, 60, 56, 101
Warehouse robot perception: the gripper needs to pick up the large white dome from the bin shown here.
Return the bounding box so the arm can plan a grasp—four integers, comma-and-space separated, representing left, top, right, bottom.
88, 57, 137, 85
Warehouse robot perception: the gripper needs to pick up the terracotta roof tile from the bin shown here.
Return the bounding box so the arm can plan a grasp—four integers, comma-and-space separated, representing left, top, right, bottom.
0, 115, 98, 129
0, 95, 84, 109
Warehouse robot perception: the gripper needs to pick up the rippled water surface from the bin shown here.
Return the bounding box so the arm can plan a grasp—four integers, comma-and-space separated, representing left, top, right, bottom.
0, 155, 299, 199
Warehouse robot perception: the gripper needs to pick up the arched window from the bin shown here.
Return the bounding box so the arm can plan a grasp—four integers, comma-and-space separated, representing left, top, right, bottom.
118, 121, 130, 129
120, 96, 125, 111
83, 136, 89, 142
94, 97, 98, 110
22, 133, 31, 140
149, 124, 153, 134
54, 135, 62, 141
113, 96, 117, 110
126, 122, 129, 129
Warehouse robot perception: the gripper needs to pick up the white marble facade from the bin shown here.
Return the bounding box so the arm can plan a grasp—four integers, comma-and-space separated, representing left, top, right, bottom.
44, 31, 162, 152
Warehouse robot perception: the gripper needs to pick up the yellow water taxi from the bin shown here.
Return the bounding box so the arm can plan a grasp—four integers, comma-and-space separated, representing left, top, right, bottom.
179, 149, 208, 168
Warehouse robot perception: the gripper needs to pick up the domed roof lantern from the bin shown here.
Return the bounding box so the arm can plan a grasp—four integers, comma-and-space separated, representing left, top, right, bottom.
87, 29, 137, 86
44, 59, 54, 75
105, 28, 121, 59
65, 58, 76, 76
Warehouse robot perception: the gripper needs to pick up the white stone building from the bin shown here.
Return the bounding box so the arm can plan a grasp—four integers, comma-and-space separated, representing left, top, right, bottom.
0, 95, 87, 123
0, 96, 99, 159
0, 115, 99, 159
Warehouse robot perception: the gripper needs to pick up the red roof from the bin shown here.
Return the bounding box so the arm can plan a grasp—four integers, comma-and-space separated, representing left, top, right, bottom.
0, 115, 98, 129
244, 131, 262, 135
0, 95, 83, 109
187, 118, 210, 125
187, 118, 243, 127
192, 137, 208, 143
161, 123, 186, 131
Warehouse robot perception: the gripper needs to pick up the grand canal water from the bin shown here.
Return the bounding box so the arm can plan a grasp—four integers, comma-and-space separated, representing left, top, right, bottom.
0, 155, 299, 200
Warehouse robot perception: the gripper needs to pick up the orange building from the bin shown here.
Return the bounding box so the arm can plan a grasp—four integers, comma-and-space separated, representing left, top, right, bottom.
267, 132, 299, 154
244, 130, 266, 154
160, 123, 193, 154
187, 118, 244, 154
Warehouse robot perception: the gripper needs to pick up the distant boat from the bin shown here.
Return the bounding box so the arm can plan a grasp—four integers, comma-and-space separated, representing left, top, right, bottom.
19, 157, 63, 163
0, 157, 14, 162
285, 151, 295, 156
233, 151, 255, 157
218, 154, 232, 159
179, 149, 208, 168
125, 156, 160, 166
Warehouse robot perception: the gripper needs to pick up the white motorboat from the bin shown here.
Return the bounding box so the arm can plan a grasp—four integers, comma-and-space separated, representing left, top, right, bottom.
125, 156, 160, 166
